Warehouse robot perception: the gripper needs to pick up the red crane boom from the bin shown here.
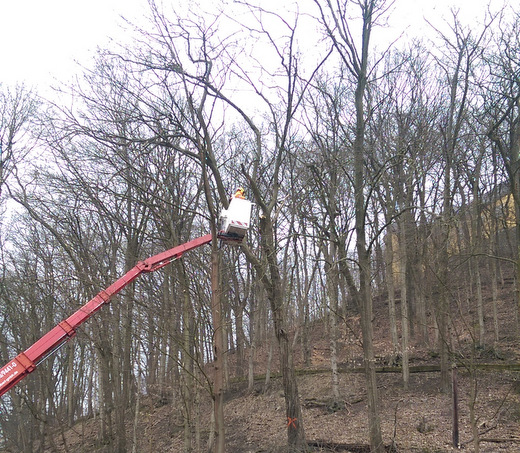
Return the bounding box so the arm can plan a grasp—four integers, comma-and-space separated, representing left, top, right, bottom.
0, 234, 213, 397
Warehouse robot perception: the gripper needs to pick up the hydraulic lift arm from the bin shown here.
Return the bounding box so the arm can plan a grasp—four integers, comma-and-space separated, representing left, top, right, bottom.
0, 234, 213, 397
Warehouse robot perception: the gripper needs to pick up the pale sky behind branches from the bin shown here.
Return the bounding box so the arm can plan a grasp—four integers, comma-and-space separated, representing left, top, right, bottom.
0, 0, 505, 90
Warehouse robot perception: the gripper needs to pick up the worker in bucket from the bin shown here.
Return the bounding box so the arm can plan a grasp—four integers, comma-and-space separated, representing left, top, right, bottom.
234, 187, 246, 199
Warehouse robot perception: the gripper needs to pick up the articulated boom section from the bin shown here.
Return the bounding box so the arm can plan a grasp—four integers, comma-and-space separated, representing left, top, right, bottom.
0, 234, 213, 397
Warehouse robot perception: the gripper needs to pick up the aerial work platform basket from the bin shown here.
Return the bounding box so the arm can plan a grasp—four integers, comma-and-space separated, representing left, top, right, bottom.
219, 198, 253, 241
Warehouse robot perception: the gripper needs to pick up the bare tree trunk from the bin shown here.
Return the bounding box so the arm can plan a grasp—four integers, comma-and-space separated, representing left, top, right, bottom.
313, 1, 387, 448
132, 362, 142, 453
112, 300, 127, 453
329, 302, 341, 404
475, 259, 485, 347
471, 156, 486, 348
490, 257, 500, 347
248, 342, 255, 392
243, 212, 306, 450
97, 346, 112, 446
264, 332, 274, 392
66, 343, 75, 426
452, 365, 460, 449
439, 112, 454, 394
179, 261, 194, 452
399, 220, 410, 389
248, 285, 258, 393
210, 246, 226, 453
354, 74, 384, 447
353, 23, 385, 453
438, 248, 451, 393
469, 366, 480, 453
385, 232, 399, 357
325, 241, 341, 403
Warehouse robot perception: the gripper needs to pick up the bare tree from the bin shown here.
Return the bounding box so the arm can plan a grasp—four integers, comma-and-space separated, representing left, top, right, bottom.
484, 9, 520, 336
312, 0, 391, 450
0, 84, 39, 198
428, 9, 495, 392
134, 3, 327, 448
301, 70, 356, 405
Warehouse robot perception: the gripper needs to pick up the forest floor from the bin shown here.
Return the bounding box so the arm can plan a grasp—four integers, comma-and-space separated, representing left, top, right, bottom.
46, 269, 520, 453
54, 367, 520, 453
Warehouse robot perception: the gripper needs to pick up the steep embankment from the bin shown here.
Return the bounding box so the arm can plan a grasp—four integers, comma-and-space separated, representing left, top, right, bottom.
44, 264, 520, 452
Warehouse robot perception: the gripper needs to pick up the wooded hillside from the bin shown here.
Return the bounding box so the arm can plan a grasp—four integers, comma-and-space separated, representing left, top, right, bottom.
0, 1, 519, 452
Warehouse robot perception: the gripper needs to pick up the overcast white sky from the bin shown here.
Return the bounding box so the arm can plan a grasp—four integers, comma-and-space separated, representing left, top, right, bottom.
0, 0, 147, 87
0, 0, 503, 90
